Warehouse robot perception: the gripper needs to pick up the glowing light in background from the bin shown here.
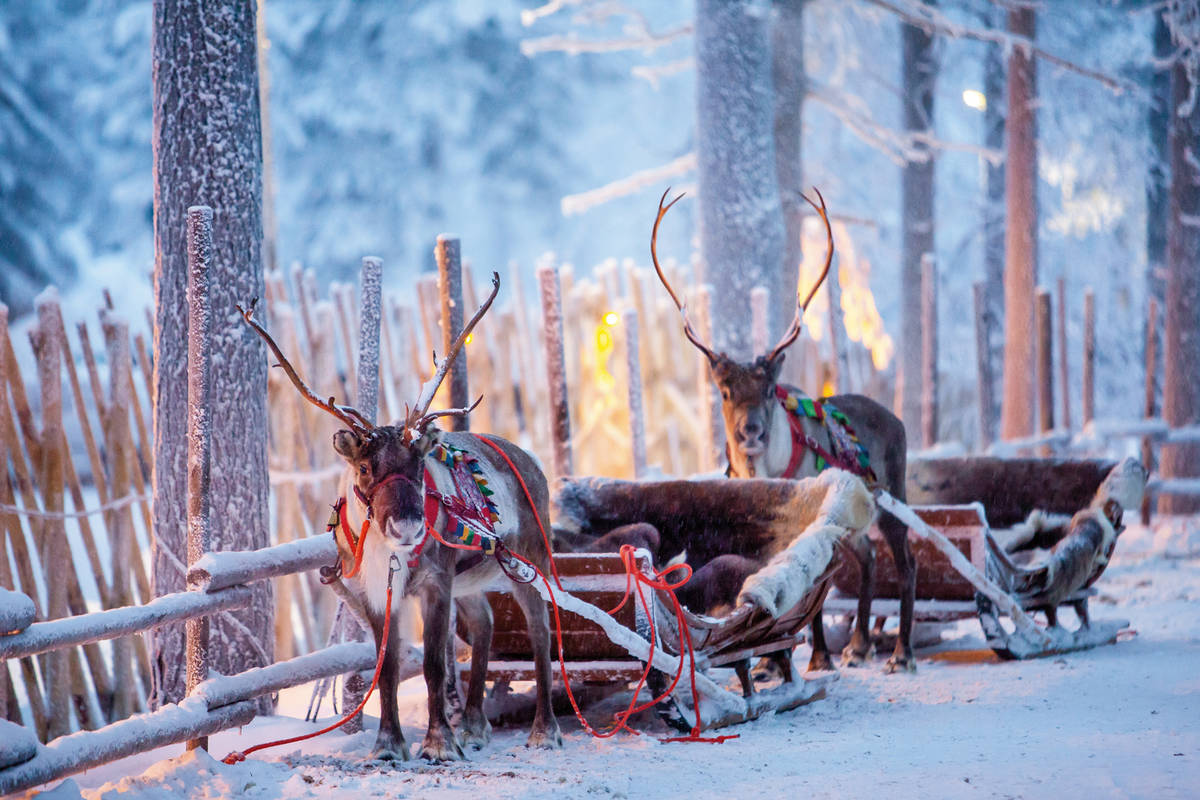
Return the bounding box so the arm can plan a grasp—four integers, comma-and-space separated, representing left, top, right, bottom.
962, 89, 987, 112
464, 333, 474, 345
603, 311, 620, 326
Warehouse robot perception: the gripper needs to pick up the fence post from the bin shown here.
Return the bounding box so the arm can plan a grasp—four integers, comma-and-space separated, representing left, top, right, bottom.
436, 237, 470, 430
750, 286, 768, 357
1036, 288, 1054, 454
1082, 289, 1095, 427
1141, 298, 1159, 524
184, 206, 214, 752
920, 253, 937, 449
624, 309, 647, 478
973, 282, 996, 451
357, 257, 383, 425
1057, 276, 1072, 431
693, 284, 722, 472
538, 260, 573, 481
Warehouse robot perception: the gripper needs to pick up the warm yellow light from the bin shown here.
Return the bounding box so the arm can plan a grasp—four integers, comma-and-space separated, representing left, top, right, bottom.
603, 311, 620, 326
464, 333, 474, 345
962, 89, 987, 112
597, 329, 611, 350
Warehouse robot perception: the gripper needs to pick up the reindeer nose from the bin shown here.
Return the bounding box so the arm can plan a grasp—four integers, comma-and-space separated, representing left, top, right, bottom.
740, 420, 763, 440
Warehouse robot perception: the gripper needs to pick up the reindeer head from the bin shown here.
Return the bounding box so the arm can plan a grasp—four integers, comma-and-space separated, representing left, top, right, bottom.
650, 188, 833, 477
239, 273, 500, 551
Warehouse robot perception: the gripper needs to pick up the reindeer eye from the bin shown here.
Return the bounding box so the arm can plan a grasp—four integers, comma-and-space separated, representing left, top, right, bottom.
721, 389, 731, 401
358, 464, 368, 476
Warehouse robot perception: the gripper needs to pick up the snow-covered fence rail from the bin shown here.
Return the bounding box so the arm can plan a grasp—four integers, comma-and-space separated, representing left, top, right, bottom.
0, 533, 370, 796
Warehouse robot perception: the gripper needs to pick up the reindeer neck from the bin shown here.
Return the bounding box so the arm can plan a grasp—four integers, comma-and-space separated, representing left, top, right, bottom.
757, 393, 795, 478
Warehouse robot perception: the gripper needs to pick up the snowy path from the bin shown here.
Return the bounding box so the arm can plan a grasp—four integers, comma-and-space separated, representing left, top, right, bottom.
30, 538, 1200, 800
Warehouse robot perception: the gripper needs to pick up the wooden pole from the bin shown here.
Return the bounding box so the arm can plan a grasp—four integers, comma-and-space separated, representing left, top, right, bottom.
356, 257, 383, 425
1082, 288, 1095, 427
920, 253, 938, 449
1141, 298, 1159, 524
973, 282, 996, 450
624, 309, 647, 478
436, 237, 469, 430
693, 285, 721, 472
1036, 288, 1054, 454
1056, 276, 1071, 431
184, 206, 213, 752
750, 286, 769, 357
538, 262, 573, 480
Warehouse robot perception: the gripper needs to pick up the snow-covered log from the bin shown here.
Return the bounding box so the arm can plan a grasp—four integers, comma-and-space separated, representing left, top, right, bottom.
0, 587, 252, 661
0, 720, 37, 769
0, 697, 257, 796
187, 535, 338, 594
0, 588, 36, 634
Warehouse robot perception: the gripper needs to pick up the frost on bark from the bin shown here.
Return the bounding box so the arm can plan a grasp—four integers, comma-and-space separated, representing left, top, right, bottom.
696, 0, 786, 359
151, 0, 271, 710
1159, 52, 1200, 515
981, 5, 1006, 444
899, 10, 937, 442
999, 8, 1038, 441
772, 0, 806, 340
1145, 10, 1172, 413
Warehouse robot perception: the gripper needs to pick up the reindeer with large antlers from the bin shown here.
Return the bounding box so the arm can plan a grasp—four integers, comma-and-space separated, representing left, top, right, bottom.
239, 273, 563, 761
652, 189, 917, 674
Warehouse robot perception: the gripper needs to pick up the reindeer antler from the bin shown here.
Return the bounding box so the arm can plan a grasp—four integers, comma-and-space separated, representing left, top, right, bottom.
765, 187, 834, 364
650, 187, 718, 363
238, 298, 376, 438
403, 271, 501, 435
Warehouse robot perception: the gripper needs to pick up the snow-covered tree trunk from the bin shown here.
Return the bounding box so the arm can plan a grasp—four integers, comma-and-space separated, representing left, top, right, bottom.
1145, 9, 1171, 412
899, 10, 937, 443
151, 0, 271, 710
696, 0, 786, 359
772, 0, 806, 341
1159, 51, 1200, 515
999, 8, 1038, 441
981, 8, 1005, 444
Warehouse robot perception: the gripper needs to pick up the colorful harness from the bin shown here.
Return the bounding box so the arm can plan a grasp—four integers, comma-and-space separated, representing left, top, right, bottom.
776, 385, 877, 485
325, 441, 505, 574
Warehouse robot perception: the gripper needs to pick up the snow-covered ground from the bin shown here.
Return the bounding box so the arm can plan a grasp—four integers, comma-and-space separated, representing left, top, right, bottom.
26, 521, 1200, 800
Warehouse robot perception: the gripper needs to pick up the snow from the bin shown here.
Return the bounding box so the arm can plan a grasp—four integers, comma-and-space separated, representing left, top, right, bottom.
13, 520, 1196, 799
0, 587, 36, 634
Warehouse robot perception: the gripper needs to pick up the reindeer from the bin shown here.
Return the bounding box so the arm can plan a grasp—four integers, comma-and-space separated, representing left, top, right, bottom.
239, 273, 563, 761
650, 189, 917, 674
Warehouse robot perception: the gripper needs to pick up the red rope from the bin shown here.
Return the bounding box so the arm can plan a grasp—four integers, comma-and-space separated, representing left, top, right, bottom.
472, 434, 564, 591
221, 561, 397, 765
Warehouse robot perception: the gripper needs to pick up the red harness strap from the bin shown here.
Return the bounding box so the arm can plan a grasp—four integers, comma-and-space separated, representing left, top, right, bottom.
775, 386, 869, 481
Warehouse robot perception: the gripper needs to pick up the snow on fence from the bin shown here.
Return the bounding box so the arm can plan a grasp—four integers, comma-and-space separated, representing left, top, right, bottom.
0, 533, 380, 796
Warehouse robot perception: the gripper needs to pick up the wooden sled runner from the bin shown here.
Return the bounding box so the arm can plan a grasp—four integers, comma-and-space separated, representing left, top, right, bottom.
833, 456, 1146, 660
479, 470, 873, 731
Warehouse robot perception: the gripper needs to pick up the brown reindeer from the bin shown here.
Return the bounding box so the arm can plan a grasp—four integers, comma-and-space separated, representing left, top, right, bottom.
651, 189, 916, 673
240, 273, 563, 761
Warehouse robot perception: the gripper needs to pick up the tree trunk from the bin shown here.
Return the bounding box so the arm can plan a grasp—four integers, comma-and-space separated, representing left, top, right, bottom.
1159, 54, 1200, 515
999, 8, 1038, 441
1145, 9, 1171, 411
696, 0, 786, 359
772, 0, 806, 350
151, 0, 271, 710
899, 10, 937, 442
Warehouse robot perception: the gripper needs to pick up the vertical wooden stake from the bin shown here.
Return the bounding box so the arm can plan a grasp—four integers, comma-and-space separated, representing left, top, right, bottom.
1036, 288, 1054, 454
973, 282, 996, 451
920, 253, 938, 449
750, 286, 769, 357
436, 237, 469, 430
624, 309, 647, 478
357, 257, 383, 425
538, 262, 573, 481
1082, 289, 1095, 428
693, 285, 721, 473
1056, 276, 1072, 431
184, 206, 213, 752
1141, 298, 1159, 524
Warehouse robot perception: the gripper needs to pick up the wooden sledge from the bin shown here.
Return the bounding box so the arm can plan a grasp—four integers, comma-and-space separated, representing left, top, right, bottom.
830, 457, 1141, 660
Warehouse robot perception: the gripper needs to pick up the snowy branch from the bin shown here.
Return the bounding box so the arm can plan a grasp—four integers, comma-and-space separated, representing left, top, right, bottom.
521, 23, 692, 56
863, 0, 1140, 95
561, 152, 697, 216
188, 535, 339, 593
631, 57, 694, 87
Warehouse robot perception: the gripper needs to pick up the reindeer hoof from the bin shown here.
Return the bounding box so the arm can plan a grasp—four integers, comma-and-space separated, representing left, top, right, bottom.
806, 651, 836, 673
526, 723, 564, 750
370, 738, 411, 762
840, 642, 874, 668
418, 733, 466, 763
884, 654, 917, 674
458, 712, 492, 751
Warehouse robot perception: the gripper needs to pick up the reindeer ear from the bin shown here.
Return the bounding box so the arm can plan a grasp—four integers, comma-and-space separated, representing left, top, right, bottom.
767, 352, 785, 381
411, 429, 438, 456
332, 430, 363, 460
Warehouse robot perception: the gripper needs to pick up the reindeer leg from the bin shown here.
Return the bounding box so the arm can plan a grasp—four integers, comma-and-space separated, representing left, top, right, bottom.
368, 606, 410, 761
807, 611, 835, 672
1072, 598, 1090, 629
880, 511, 917, 674
841, 530, 877, 667
417, 582, 465, 762
453, 594, 494, 750
512, 580, 564, 749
